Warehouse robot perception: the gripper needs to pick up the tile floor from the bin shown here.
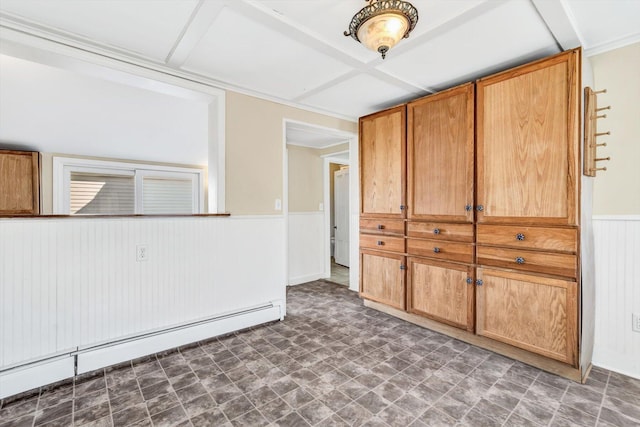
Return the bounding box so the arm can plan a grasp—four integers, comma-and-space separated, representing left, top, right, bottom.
329, 261, 350, 287
1, 282, 639, 427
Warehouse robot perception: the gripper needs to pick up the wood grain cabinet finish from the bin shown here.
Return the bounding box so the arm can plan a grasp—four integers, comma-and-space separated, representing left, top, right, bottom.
476, 50, 580, 226
477, 225, 577, 253
360, 219, 404, 236
360, 234, 405, 253
360, 250, 406, 310
407, 238, 473, 264
0, 150, 40, 216
408, 258, 474, 331
476, 268, 577, 366
407, 83, 474, 222
477, 246, 577, 279
360, 105, 406, 218
407, 222, 473, 242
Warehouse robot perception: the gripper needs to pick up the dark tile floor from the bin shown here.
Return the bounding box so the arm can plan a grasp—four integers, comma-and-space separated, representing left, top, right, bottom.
1, 282, 639, 427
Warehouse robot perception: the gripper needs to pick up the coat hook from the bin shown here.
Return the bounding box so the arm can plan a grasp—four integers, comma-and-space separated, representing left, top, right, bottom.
590, 167, 607, 172
595, 131, 610, 137
592, 114, 607, 119
594, 89, 607, 94
596, 106, 611, 112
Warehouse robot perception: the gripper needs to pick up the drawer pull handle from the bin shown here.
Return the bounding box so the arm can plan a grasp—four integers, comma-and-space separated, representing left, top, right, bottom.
515, 257, 525, 264
466, 277, 473, 284
516, 233, 525, 241
433, 228, 440, 235
377, 241, 384, 246
433, 247, 441, 253
377, 224, 385, 230
476, 279, 483, 286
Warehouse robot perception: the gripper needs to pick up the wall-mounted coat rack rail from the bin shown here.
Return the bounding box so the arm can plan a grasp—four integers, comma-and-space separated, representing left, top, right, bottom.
584, 87, 611, 176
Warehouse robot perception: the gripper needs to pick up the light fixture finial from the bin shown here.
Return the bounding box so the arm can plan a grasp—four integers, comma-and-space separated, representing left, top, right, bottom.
344, 0, 418, 59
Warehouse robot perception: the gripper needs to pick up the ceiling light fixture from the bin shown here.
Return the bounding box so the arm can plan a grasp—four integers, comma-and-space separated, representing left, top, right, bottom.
344, 0, 418, 59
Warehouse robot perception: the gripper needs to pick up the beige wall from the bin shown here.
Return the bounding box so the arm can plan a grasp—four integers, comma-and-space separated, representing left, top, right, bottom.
287, 145, 323, 212
225, 92, 357, 215
590, 42, 640, 215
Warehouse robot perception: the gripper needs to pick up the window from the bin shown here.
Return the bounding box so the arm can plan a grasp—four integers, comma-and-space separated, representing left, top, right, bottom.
53, 157, 204, 215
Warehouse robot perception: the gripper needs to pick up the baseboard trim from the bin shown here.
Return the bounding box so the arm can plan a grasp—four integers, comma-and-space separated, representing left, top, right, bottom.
288, 273, 326, 286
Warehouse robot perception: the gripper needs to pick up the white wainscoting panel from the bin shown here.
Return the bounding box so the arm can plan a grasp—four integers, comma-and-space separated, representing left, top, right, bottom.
0, 216, 285, 375
592, 215, 640, 379
288, 212, 325, 285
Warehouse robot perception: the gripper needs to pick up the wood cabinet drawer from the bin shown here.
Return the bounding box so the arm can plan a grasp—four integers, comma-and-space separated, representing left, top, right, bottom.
360, 234, 405, 253
477, 225, 577, 253
407, 222, 473, 242
360, 218, 404, 235
477, 246, 577, 278
407, 238, 473, 264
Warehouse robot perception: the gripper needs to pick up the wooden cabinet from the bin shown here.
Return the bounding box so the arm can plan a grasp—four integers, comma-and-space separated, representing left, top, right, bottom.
360, 250, 405, 310
408, 258, 474, 331
0, 150, 40, 216
476, 50, 580, 226
407, 83, 474, 222
476, 268, 577, 365
360, 105, 406, 218
359, 48, 589, 379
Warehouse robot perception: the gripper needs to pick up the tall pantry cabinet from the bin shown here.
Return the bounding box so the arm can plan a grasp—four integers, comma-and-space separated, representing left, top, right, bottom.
359, 106, 407, 309
358, 48, 592, 380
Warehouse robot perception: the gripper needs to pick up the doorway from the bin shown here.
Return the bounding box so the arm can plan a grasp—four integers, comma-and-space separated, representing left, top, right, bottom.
328, 162, 350, 286
284, 120, 355, 287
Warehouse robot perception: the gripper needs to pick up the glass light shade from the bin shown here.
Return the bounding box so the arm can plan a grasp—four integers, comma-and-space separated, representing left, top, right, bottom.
356, 12, 409, 56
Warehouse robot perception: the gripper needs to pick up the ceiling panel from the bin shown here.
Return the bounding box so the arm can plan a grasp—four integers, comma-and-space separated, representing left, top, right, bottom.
301, 73, 416, 118
564, 0, 640, 50
377, 0, 559, 89
181, 6, 352, 100
0, 0, 199, 61
286, 123, 351, 149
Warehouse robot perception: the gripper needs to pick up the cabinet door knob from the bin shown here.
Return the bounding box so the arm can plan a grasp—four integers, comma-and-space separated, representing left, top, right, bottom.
400, 264, 406, 270
400, 205, 406, 210
433, 228, 440, 235
377, 241, 384, 246
476, 205, 484, 211
476, 279, 483, 286
377, 224, 384, 230
516, 233, 525, 241
515, 257, 525, 264
465, 204, 473, 212
466, 277, 473, 284
433, 247, 441, 253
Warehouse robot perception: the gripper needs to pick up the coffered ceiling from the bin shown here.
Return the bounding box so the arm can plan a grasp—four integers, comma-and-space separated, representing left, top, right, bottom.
0, 0, 639, 120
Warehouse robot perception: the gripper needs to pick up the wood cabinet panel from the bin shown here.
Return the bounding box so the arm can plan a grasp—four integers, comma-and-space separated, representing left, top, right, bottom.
360, 250, 405, 310
360, 218, 404, 236
360, 234, 405, 253
408, 258, 474, 331
360, 106, 406, 218
408, 83, 474, 222
476, 50, 580, 226
476, 246, 577, 279
477, 225, 577, 253
407, 222, 473, 242
476, 268, 577, 365
0, 150, 40, 216
407, 238, 473, 264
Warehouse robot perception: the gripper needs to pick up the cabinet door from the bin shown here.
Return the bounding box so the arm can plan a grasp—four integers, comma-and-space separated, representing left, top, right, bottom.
407, 258, 474, 331
360, 250, 405, 310
360, 105, 406, 218
476, 268, 577, 366
408, 83, 474, 222
476, 49, 580, 226
0, 150, 40, 215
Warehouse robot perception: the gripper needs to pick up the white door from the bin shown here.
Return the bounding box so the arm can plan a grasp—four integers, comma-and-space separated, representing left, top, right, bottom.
334, 169, 350, 267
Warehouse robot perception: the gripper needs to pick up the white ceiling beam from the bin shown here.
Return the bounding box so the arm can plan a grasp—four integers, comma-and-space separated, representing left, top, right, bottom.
228, 0, 427, 96
530, 0, 583, 50
165, 0, 225, 67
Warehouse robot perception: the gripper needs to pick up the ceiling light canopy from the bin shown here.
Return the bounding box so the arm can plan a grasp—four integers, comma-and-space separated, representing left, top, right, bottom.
344, 0, 419, 59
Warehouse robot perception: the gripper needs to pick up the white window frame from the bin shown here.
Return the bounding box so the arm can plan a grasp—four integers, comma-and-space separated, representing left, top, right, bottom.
53, 156, 205, 215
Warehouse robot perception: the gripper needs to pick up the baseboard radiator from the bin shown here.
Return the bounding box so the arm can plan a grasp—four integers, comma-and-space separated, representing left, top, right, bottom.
0, 301, 284, 399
